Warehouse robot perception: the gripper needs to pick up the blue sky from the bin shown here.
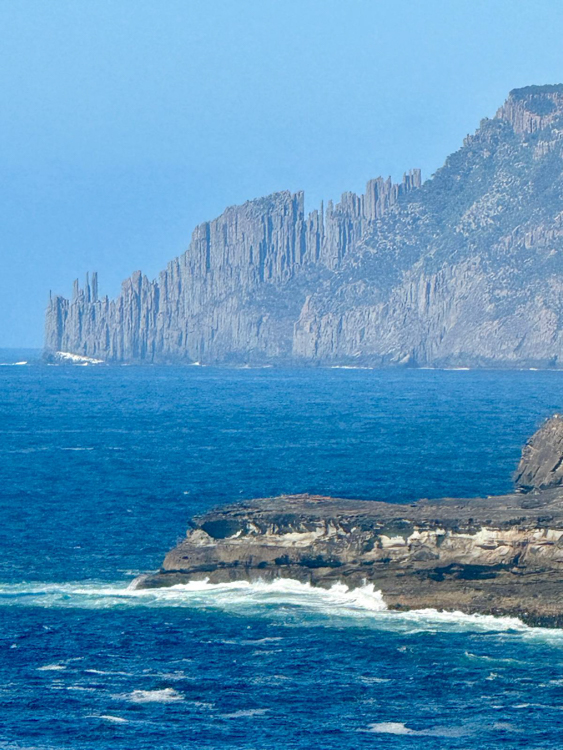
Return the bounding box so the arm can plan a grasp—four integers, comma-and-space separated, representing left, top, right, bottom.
3, 0, 563, 346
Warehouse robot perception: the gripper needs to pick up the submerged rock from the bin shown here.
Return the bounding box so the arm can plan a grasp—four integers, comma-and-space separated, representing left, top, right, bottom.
140, 416, 563, 627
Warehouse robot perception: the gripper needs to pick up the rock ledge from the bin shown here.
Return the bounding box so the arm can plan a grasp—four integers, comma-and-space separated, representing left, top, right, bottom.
139, 416, 563, 628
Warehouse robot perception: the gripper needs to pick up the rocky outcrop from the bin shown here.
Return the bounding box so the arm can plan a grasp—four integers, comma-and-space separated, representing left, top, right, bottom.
46, 85, 563, 367
515, 414, 563, 491
496, 84, 563, 135
138, 415, 563, 627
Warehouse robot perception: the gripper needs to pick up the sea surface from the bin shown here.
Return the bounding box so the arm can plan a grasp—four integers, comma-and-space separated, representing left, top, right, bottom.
2, 350, 563, 748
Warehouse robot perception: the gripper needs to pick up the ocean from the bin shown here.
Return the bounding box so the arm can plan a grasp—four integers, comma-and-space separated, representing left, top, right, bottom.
2, 351, 563, 748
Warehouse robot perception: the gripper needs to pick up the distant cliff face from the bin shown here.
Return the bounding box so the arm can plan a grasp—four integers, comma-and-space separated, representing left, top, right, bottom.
46, 84, 563, 367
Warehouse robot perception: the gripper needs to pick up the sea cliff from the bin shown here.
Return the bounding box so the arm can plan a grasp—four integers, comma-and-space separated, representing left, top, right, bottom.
138, 415, 563, 628
46, 84, 563, 368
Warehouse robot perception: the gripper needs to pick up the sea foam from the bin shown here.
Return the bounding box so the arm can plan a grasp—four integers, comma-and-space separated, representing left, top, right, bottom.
367, 722, 470, 737
122, 688, 184, 703
0, 578, 558, 635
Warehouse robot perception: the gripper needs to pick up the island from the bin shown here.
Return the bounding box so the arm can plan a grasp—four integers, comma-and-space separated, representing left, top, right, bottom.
137, 415, 563, 627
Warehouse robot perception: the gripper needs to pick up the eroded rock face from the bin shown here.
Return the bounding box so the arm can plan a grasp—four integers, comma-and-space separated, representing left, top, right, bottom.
138, 415, 563, 627
46, 85, 563, 368
515, 415, 563, 491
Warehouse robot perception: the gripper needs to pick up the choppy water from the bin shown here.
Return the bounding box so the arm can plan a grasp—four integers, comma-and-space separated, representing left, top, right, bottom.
2, 352, 563, 748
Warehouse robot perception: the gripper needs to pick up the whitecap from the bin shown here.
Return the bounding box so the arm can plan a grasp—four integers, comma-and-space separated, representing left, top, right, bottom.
222, 708, 270, 718
85, 669, 133, 676
241, 637, 284, 644
99, 715, 129, 723
37, 664, 66, 671
121, 688, 184, 703
367, 722, 414, 735
366, 722, 470, 737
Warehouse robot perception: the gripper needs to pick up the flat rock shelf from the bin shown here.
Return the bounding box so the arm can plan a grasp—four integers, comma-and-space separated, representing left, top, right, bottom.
138, 415, 563, 628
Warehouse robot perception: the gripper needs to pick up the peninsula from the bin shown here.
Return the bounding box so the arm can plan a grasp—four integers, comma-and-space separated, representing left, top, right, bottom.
46, 84, 563, 369
138, 415, 563, 628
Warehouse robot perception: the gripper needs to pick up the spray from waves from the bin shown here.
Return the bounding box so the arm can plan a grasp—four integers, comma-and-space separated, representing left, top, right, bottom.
0, 578, 387, 614
0, 577, 560, 635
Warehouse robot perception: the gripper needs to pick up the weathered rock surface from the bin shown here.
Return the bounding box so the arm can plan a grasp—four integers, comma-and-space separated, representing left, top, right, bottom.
139, 415, 563, 627
46, 85, 563, 367
515, 414, 563, 491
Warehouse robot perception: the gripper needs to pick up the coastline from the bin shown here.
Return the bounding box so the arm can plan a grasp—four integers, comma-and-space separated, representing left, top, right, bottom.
138, 417, 563, 628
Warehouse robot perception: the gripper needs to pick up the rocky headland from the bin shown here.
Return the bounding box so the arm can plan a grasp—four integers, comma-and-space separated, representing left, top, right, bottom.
46, 84, 563, 368
138, 415, 563, 627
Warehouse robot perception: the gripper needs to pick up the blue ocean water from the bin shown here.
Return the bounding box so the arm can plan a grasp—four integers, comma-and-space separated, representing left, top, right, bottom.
2, 355, 563, 748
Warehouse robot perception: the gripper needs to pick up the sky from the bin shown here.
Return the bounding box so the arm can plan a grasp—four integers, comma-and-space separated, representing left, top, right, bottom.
3, 0, 563, 347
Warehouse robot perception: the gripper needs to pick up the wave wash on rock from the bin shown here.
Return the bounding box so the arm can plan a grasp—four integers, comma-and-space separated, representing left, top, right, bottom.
46, 84, 563, 367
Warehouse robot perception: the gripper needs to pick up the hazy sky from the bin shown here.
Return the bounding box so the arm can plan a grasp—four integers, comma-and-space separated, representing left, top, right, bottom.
3, 0, 563, 346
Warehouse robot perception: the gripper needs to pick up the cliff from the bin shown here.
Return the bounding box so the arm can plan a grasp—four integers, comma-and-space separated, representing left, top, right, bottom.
138, 416, 563, 628
47, 84, 563, 367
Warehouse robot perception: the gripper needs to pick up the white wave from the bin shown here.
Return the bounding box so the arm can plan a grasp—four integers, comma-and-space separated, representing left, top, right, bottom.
37, 663, 66, 671
0, 578, 560, 635
0, 578, 386, 615
240, 636, 284, 644
222, 708, 269, 718
394, 607, 526, 631
367, 722, 470, 737
0, 361, 28, 366
55, 351, 104, 364
99, 715, 129, 723
368, 722, 414, 735
85, 669, 133, 676
122, 688, 183, 703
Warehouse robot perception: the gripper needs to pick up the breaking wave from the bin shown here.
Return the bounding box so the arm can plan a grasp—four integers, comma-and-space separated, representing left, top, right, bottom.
0, 577, 559, 635
366, 722, 472, 737
120, 688, 184, 703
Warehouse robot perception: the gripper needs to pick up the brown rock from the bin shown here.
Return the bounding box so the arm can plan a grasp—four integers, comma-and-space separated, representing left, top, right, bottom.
137, 414, 563, 628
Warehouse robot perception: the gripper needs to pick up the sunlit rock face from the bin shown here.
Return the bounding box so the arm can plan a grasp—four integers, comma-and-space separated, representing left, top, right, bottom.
138, 416, 563, 628
46, 85, 563, 368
